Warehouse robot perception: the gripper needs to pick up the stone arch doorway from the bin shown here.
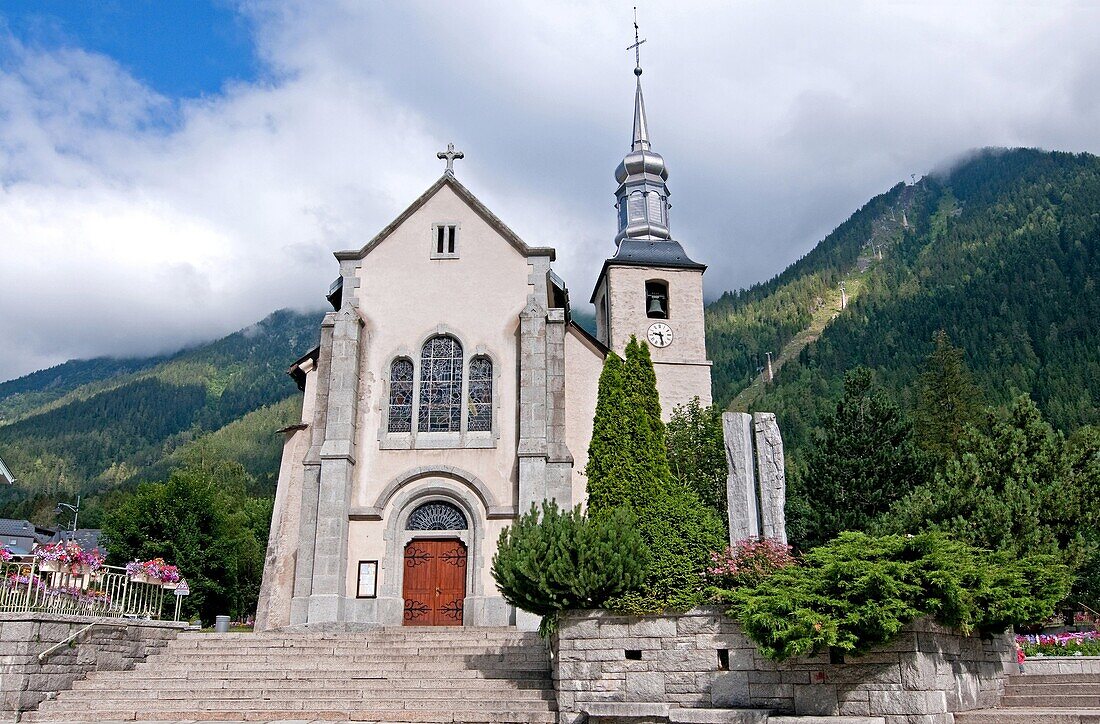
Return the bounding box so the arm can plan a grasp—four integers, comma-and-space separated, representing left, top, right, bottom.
401, 501, 469, 626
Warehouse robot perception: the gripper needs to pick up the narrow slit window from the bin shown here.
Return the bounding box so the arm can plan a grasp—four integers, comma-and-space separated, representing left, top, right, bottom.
432, 224, 459, 258
387, 359, 414, 433
467, 356, 493, 432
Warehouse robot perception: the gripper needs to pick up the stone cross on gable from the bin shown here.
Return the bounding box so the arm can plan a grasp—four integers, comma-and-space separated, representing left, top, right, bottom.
437, 143, 464, 174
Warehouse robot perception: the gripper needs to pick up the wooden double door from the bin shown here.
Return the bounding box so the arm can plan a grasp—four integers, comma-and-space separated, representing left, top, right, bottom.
402, 539, 467, 626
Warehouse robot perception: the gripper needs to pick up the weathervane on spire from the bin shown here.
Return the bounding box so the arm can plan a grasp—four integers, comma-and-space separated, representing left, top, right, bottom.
627, 7, 646, 76
437, 142, 464, 174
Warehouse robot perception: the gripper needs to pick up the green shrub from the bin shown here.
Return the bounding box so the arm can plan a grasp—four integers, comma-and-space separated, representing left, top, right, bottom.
720, 531, 1071, 662
666, 398, 729, 517
491, 502, 648, 635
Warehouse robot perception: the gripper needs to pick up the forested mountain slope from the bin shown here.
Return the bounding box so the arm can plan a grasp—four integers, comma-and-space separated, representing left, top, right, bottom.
705, 182, 918, 406
733, 148, 1100, 454
0, 309, 320, 523
0, 356, 167, 424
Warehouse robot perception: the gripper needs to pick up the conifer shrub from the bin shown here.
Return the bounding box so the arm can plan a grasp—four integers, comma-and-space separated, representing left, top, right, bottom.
491, 501, 648, 635
719, 531, 1071, 662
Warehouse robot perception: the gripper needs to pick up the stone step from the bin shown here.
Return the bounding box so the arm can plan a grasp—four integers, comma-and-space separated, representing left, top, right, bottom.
89, 667, 551, 681
167, 639, 545, 648
73, 675, 552, 691
167, 638, 546, 649
35, 698, 556, 712
173, 629, 538, 642
1005, 695, 1100, 708
1009, 674, 1100, 684
32, 699, 558, 717
130, 664, 550, 673
25, 708, 558, 717
150, 650, 549, 662
59, 685, 555, 701
1009, 683, 1100, 696
954, 708, 1100, 724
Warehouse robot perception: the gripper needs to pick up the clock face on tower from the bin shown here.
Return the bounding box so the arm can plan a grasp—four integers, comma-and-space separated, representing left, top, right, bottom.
647, 322, 673, 348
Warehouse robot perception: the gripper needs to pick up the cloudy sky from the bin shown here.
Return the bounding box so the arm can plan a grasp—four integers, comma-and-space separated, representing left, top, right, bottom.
2, 1, 1099, 382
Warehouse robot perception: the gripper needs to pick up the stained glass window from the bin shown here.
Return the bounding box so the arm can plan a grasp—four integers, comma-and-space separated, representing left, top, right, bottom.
467, 356, 493, 432
418, 335, 463, 432
387, 359, 414, 432
406, 501, 468, 531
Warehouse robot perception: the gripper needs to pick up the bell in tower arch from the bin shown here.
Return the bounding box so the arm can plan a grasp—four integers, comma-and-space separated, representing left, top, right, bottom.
645, 280, 669, 319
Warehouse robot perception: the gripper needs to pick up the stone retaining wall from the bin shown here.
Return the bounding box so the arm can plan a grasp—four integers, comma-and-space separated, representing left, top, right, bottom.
0, 613, 188, 719
553, 607, 1014, 724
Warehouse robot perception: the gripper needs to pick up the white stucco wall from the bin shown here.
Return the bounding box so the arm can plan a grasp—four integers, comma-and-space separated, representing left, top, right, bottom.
344, 183, 534, 602
564, 327, 604, 509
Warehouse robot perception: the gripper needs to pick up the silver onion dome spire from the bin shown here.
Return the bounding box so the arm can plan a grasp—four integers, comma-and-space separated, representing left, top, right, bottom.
615, 10, 671, 242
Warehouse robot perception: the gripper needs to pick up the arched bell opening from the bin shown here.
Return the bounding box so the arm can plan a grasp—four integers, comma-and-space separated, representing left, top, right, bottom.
645, 279, 669, 319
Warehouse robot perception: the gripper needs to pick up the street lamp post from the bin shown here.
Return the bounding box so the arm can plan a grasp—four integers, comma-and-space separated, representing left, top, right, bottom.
54, 496, 80, 539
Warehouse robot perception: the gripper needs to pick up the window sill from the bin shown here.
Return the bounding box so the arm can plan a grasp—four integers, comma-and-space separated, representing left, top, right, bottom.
379, 432, 496, 450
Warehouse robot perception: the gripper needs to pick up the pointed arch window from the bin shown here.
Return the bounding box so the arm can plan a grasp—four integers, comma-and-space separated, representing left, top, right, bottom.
467, 356, 493, 432
387, 359, 414, 432
418, 335, 463, 433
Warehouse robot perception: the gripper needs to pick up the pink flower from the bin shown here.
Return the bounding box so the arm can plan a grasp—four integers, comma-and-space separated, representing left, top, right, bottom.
704, 537, 796, 587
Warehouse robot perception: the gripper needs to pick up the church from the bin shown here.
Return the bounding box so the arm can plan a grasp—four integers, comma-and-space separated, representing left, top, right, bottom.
255, 61, 712, 630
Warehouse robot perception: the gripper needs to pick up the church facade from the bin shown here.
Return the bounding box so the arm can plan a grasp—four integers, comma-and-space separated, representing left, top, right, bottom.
256, 67, 712, 630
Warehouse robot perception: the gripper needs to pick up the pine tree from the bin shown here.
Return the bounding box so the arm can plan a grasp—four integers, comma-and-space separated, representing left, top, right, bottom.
796, 367, 925, 548
914, 330, 983, 463
491, 502, 648, 633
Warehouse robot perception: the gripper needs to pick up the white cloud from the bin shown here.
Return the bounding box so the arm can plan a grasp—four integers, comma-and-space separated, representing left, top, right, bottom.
2, 1, 1100, 381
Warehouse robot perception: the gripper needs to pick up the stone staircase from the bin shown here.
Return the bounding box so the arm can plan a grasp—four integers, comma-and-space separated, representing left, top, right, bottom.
955, 672, 1100, 723
25, 627, 557, 723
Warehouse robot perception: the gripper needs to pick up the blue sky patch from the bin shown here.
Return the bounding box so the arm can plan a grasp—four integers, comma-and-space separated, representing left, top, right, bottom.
1, 0, 260, 98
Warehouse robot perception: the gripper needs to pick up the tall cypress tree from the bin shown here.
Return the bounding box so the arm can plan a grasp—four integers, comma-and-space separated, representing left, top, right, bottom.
623, 337, 672, 490
585, 352, 636, 512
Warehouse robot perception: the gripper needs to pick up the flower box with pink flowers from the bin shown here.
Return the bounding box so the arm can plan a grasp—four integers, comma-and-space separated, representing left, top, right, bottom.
34, 541, 104, 575
126, 558, 181, 587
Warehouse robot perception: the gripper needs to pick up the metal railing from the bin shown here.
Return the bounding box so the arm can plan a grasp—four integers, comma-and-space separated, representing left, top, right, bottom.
0, 556, 175, 620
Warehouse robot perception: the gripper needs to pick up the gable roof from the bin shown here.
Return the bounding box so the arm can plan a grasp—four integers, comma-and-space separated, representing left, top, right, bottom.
335, 173, 556, 262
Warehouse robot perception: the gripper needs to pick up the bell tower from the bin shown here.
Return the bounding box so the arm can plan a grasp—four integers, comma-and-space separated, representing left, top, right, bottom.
590, 21, 712, 414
